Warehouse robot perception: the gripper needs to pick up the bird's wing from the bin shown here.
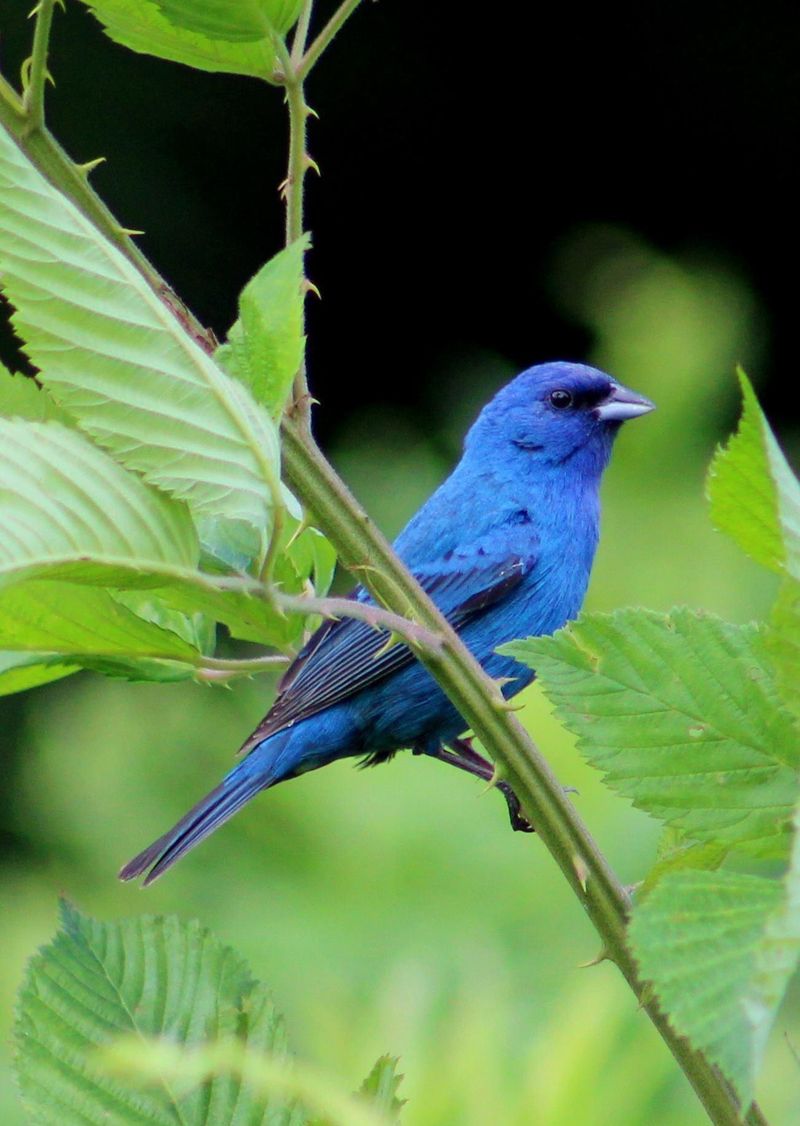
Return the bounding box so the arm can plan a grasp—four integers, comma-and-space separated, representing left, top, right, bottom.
239, 546, 535, 753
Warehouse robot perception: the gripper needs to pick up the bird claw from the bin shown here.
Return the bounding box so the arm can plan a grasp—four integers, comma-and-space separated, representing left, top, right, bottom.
497, 780, 535, 833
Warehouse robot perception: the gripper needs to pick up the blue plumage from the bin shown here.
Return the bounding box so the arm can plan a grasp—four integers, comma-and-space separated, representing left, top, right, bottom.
121, 361, 653, 884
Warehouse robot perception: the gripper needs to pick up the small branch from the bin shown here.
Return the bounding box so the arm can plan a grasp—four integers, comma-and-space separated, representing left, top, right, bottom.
296, 0, 365, 81
290, 0, 315, 70
196, 653, 289, 684
275, 591, 444, 652
22, 0, 56, 131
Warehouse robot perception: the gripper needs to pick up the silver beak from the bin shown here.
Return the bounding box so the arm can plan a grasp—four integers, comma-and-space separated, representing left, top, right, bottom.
594, 383, 655, 423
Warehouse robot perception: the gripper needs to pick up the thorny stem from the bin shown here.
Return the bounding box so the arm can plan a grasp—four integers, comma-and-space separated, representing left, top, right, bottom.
0, 29, 767, 1126
21, 0, 55, 130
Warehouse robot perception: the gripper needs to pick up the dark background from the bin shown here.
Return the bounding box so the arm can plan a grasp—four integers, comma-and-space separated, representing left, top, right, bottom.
1, 0, 798, 438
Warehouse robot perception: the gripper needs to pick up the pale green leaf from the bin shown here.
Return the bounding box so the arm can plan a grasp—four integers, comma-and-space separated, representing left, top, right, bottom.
630, 870, 782, 1101
0, 583, 201, 673
217, 237, 309, 418
15, 902, 302, 1125
0, 365, 72, 424
158, 0, 303, 41
0, 123, 281, 561
0, 418, 199, 590
81, 0, 280, 78
707, 369, 800, 579
502, 609, 799, 856
0, 651, 77, 696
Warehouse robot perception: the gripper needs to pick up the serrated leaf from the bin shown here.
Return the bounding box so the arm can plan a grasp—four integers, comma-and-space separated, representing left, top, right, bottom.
707, 369, 800, 578
217, 237, 309, 418
0, 651, 77, 696
502, 608, 799, 856
0, 365, 73, 424
15, 901, 302, 1125
81, 0, 280, 78
630, 869, 782, 1102
357, 1056, 406, 1119
0, 418, 199, 590
158, 0, 303, 42
0, 123, 282, 562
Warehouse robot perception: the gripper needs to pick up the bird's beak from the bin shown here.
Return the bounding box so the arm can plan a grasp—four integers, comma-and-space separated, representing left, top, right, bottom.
594, 383, 655, 423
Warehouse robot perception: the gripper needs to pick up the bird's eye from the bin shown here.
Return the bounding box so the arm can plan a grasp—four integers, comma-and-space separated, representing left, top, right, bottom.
549, 389, 573, 409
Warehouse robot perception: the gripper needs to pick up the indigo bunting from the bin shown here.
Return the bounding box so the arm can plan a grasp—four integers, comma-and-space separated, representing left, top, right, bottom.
122, 362, 653, 884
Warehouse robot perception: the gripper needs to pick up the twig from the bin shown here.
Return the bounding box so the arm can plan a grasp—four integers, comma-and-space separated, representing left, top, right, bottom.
296, 0, 365, 81
275, 591, 444, 651
21, 0, 56, 131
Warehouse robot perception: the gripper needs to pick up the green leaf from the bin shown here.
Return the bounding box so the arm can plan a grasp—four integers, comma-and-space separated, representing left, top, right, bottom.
15, 901, 303, 1125
631, 805, 800, 1104
81, 0, 281, 78
0, 651, 77, 696
357, 1056, 406, 1120
158, 0, 303, 42
502, 608, 799, 856
0, 583, 201, 665
217, 237, 309, 418
766, 577, 800, 718
0, 123, 282, 562
0, 418, 199, 590
707, 369, 800, 579
0, 365, 72, 424
629, 869, 783, 1102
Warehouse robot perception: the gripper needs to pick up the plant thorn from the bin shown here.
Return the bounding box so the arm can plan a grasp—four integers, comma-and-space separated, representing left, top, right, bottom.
75, 156, 106, 177
572, 853, 589, 891
578, 946, 611, 968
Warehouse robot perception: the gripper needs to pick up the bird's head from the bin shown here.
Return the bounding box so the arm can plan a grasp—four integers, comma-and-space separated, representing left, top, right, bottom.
464, 361, 654, 474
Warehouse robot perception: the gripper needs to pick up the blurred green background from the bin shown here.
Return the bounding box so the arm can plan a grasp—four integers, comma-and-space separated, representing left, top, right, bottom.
2, 227, 797, 1124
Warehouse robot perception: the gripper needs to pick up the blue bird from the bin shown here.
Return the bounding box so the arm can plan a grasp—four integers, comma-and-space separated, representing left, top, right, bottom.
121, 362, 653, 884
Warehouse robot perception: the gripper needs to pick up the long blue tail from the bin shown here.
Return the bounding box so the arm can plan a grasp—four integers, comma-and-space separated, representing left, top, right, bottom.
119, 748, 283, 886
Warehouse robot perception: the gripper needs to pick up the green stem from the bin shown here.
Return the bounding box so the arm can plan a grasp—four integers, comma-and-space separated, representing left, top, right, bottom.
296, 0, 364, 81
22, 0, 56, 130
290, 0, 315, 70
0, 58, 766, 1126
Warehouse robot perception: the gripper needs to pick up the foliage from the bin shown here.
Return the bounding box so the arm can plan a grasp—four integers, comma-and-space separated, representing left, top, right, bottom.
505, 371, 800, 1103
15, 902, 398, 1125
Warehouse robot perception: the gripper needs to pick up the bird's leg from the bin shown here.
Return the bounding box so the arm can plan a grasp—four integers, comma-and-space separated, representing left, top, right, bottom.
424, 736, 534, 833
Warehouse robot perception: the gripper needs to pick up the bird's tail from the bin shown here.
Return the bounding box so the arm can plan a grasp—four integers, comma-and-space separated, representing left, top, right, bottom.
119, 746, 284, 886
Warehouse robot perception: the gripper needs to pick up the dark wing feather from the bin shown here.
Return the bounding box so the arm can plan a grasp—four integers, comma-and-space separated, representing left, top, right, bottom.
239, 551, 533, 754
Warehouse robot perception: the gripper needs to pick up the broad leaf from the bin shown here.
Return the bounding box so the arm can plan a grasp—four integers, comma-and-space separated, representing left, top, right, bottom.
0, 365, 72, 424
631, 806, 800, 1103
217, 236, 309, 418
707, 369, 800, 578
630, 870, 783, 1102
0, 583, 200, 665
0, 418, 198, 590
0, 123, 282, 563
15, 902, 302, 1125
81, 0, 281, 78
0, 651, 77, 696
502, 609, 799, 856
158, 0, 303, 41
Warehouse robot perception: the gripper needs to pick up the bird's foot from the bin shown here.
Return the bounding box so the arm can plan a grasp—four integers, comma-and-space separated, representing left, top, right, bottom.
496, 779, 535, 833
